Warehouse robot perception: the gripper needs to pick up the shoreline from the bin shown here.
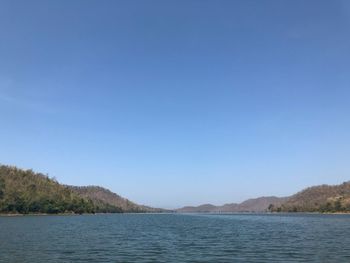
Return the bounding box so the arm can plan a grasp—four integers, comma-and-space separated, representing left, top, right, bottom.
0, 211, 174, 217
2, 211, 350, 217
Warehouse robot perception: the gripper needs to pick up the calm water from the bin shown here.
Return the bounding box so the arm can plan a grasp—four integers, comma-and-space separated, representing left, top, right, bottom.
1, 213, 350, 262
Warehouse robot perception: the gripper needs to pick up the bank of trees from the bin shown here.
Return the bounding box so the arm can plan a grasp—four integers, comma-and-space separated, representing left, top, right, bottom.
269, 182, 350, 213
0, 165, 120, 214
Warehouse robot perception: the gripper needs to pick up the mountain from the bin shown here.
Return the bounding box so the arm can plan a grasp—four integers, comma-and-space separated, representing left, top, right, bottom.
220, 196, 289, 212
177, 204, 218, 213
177, 196, 288, 213
69, 186, 166, 213
0, 165, 161, 214
3, 164, 349, 215
0, 165, 95, 214
270, 182, 350, 212
178, 182, 350, 213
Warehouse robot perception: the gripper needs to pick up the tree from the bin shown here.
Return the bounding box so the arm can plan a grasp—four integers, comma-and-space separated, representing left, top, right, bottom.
268, 204, 274, 212
0, 177, 4, 199
334, 199, 343, 212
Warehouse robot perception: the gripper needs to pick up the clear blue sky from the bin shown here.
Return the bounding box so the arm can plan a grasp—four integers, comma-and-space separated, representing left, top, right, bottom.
1, 0, 350, 208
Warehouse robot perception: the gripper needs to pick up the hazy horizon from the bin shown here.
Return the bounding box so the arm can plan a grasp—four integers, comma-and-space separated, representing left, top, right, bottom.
1, 0, 350, 208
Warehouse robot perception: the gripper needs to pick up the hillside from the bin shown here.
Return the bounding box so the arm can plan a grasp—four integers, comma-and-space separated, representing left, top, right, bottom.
177, 197, 287, 213
178, 182, 350, 214
0, 165, 95, 214
69, 186, 166, 213
3, 164, 349, 215
0, 165, 160, 214
220, 196, 289, 212
177, 204, 218, 213
270, 182, 350, 212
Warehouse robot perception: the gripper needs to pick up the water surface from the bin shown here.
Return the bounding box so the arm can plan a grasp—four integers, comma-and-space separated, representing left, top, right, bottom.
1, 213, 350, 262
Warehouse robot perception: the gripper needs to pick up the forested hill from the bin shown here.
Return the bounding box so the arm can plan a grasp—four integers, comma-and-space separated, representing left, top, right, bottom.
0, 165, 96, 214
270, 182, 350, 213
69, 186, 166, 213
0, 165, 161, 214
178, 182, 350, 213
177, 197, 287, 213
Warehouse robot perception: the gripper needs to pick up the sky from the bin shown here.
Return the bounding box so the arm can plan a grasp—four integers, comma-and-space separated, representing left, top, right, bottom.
0, 0, 350, 208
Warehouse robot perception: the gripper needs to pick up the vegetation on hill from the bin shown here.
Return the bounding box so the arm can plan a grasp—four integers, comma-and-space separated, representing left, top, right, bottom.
220, 196, 289, 212
177, 204, 217, 213
3, 164, 349, 215
177, 197, 288, 213
69, 186, 166, 213
0, 165, 95, 214
0, 165, 161, 214
269, 182, 350, 213
178, 183, 350, 214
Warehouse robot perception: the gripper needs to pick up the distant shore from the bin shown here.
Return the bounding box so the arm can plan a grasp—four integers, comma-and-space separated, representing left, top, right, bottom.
0, 212, 81, 217
2, 211, 350, 217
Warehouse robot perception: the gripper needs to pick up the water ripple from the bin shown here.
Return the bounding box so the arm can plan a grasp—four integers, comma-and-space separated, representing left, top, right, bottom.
1, 213, 350, 262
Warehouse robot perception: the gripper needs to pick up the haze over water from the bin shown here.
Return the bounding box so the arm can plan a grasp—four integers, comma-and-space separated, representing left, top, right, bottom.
1, 213, 350, 262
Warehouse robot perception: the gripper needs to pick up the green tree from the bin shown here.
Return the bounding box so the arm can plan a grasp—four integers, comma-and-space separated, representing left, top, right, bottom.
334, 199, 343, 211
0, 177, 5, 199
268, 204, 274, 212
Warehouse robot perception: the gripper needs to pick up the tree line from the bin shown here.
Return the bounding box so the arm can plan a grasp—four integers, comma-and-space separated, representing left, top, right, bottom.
0, 165, 122, 214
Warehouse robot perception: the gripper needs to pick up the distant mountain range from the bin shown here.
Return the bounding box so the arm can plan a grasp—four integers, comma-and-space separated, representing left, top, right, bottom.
177, 196, 288, 213
1, 164, 350, 214
177, 182, 350, 213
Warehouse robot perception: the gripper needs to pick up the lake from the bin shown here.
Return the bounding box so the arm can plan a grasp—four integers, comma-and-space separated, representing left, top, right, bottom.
1, 213, 350, 262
